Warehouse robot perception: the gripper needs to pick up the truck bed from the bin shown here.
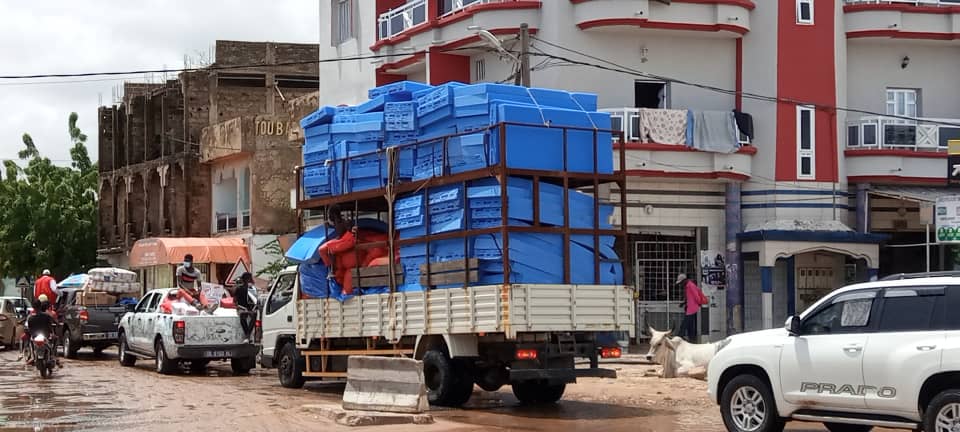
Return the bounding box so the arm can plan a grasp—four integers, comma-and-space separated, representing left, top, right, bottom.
297, 284, 634, 341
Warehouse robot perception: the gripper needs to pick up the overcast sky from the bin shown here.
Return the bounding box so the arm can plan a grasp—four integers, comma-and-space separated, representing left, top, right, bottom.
0, 1, 318, 165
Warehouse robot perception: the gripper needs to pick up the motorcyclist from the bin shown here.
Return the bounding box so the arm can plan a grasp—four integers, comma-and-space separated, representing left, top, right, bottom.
25, 297, 57, 367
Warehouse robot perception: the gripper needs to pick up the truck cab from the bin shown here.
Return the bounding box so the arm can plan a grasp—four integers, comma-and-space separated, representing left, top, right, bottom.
259, 267, 298, 369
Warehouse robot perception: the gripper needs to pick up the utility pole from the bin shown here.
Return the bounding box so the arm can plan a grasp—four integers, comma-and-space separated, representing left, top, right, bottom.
519, 23, 531, 87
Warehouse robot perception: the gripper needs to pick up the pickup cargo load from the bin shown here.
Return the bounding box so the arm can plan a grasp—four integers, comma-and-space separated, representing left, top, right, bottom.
262, 81, 634, 407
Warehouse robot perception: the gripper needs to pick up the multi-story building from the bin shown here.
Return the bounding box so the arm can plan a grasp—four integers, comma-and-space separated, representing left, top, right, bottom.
97, 40, 319, 281
316, 0, 960, 339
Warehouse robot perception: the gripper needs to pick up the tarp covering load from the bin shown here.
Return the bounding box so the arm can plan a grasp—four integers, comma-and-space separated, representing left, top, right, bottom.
342, 356, 429, 414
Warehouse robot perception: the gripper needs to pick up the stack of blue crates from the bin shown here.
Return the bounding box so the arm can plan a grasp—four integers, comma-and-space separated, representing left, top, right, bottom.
297, 81, 623, 295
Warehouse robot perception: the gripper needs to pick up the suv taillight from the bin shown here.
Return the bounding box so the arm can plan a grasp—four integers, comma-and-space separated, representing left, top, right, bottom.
254, 319, 262, 344
78, 309, 89, 322
173, 320, 185, 344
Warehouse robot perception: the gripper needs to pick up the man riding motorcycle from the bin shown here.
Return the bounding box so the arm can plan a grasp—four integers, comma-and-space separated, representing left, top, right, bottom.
23, 295, 60, 368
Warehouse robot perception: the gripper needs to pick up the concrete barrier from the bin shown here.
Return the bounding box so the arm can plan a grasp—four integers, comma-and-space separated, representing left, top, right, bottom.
342, 356, 429, 414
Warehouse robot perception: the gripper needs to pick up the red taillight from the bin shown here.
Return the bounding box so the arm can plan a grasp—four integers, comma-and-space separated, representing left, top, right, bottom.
78, 309, 89, 322
601, 347, 622, 359
173, 320, 185, 344
33, 338, 46, 347
254, 320, 261, 328
515, 349, 538, 360
254, 320, 262, 343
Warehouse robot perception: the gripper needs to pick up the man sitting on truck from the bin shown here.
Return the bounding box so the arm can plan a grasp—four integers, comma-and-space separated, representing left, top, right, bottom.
175, 254, 204, 309
318, 205, 360, 296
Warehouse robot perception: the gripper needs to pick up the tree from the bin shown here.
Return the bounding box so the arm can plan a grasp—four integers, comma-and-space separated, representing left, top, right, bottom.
0, 113, 99, 280
255, 239, 288, 281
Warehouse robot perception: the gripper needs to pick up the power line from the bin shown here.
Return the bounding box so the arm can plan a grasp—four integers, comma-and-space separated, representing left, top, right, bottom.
529, 36, 960, 129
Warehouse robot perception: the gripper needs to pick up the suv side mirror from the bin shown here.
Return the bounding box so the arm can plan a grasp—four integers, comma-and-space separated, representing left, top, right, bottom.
785, 316, 801, 336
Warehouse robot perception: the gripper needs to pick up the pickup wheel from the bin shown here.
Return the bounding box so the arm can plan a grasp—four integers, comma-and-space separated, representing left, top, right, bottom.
512, 381, 566, 404
231, 356, 255, 375
923, 389, 960, 432
422, 350, 473, 407
63, 328, 80, 359
824, 423, 872, 432
155, 340, 177, 375
118, 333, 136, 367
720, 374, 784, 432
278, 343, 305, 389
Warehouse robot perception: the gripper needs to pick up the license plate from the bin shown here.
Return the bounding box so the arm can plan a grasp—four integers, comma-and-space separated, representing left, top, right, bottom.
204, 350, 231, 358
83, 332, 117, 341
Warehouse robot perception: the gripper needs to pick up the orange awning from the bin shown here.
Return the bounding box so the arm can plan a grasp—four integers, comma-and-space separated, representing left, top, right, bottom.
129, 237, 250, 268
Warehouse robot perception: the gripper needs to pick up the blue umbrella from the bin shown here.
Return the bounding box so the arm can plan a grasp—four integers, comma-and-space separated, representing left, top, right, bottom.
59, 273, 89, 288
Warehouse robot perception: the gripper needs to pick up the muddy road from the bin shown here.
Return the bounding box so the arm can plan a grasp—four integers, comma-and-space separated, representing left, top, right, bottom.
0, 348, 892, 432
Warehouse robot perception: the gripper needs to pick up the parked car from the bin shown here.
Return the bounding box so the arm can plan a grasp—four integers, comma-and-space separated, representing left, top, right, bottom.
708, 272, 960, 432
117, 288, 259, 375
55, 288, 130, 358
0, 296, 27, 349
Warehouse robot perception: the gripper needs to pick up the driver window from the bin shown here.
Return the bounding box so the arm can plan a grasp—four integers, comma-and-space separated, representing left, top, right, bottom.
134, 294, 155, 313
266, 274, 296, 315
146, 293, 163, 312
801, 290, 876, 335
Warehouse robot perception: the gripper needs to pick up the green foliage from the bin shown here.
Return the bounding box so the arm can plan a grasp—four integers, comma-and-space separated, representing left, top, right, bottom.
255, 239, 288, 281
0, 113, 99, 280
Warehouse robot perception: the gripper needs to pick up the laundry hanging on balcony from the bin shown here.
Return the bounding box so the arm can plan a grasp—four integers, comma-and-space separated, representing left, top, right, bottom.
688, 111, 740, 154
639, 108, 687, 145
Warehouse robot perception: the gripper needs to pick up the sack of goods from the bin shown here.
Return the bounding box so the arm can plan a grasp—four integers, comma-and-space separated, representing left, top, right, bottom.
87, 267, 138, 283
84, 267, 141, 294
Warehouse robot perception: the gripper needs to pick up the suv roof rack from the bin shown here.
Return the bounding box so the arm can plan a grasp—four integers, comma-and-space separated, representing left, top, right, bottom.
880, 271, 960, 281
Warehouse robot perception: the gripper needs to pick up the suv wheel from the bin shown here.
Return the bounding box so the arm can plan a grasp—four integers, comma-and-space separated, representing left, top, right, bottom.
155, 340, 177, 375
118, 333, 136, 367
720, 374, 784, 432
923, 389, 960, 432
64, 328, 80, 359
824, 423, 872, 432
277, 343, 305, 389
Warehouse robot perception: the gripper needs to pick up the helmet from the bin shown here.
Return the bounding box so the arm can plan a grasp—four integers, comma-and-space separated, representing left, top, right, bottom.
38, 294, 48, 303
42, 269, 51, 276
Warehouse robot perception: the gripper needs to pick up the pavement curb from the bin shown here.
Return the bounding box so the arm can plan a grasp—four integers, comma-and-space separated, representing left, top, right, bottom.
301, 404, 435, 426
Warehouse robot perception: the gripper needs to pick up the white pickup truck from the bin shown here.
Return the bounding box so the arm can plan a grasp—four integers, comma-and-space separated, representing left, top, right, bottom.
117, 288, 259, 375
708, 273, 960, 432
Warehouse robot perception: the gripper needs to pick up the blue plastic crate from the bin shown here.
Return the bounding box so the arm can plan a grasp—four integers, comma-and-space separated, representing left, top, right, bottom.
396, 193, 423, 212
385, 131, 418, 146
384, 103, 417, 131
303, 148, 329, 164
416, 86, 454, 117
335, 106, 358, 115
418, 105, 454, 128
304, 185, 331, 198
385, 101, 417, 113
429, 209, 464, 234
357, 91, 413, 114
527, 88, 580, 110
333, 112, 385, 123
303, 166, 330, 187
369, 81, 433, 100
571, 92, 598, 111
301, 106, 337, 128
395, 215, 424, 230
304, 123, 331, 139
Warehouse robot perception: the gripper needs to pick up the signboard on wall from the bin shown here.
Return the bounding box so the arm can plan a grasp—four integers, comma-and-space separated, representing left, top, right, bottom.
949, 140, 960, 186
936, 195, 960, 243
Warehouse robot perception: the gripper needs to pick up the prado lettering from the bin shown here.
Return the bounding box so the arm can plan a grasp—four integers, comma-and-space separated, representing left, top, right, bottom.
800, 382, 896, 398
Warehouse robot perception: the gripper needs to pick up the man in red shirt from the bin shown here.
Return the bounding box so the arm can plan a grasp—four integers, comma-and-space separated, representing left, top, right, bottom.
34, 269, 59, 304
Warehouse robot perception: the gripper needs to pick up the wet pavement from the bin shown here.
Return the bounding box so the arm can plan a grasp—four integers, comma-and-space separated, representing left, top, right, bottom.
0, 347, 897, 432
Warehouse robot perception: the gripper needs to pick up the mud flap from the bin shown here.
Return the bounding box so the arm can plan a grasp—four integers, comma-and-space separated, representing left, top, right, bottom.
342, 356, 430, 414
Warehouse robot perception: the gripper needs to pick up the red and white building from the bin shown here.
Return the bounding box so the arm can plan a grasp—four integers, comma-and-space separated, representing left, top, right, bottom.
316, 0, 960, 337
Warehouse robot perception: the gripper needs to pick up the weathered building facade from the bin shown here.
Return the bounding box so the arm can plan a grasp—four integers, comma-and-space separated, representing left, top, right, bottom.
97, 40, 319, 274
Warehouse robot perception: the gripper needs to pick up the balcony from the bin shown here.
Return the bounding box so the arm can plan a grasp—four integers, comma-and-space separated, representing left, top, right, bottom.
373, 0, 541, 51
571, 0, 753, 37
844, 0, 960, 41
844, 115, 955, 185
602, 107, 755, 182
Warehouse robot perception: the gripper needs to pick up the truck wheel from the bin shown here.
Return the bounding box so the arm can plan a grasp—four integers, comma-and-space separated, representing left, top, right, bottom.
155, 340, 177, 375
923, 389, 960, 432
824, 424, 872, 432
512, 381, 566, 404
64, 329, 80, 359
118, 334, 136, 367
422, 350, 473, 407
278, 343, 305, 389
720, 374, 784, 432
231, 356, 255, 375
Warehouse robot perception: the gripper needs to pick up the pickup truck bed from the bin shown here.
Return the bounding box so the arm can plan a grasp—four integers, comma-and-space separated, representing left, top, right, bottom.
57, 288, 129, 358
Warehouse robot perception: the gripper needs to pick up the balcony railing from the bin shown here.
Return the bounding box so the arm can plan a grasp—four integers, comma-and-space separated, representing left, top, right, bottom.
600, 107, 751, 147
844, 0, 960, 6
378, 0, 428, 40
846, 116, 960, 150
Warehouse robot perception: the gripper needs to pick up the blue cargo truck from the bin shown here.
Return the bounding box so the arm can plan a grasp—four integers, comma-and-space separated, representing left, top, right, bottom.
261, 82, 635, 406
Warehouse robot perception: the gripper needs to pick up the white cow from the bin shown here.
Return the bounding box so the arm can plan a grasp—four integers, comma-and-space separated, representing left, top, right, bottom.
644, 327, 729, 378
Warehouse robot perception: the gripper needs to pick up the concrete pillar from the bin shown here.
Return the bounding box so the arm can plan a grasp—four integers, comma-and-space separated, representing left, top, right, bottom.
786, 256, 796, 316
856, 183, 869, 233
761, 266, 774, 329
725, 182, 743, 335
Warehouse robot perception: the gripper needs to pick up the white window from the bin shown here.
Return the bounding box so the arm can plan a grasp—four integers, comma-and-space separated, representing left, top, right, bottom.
886, 88, 918, 118
797, 106, 815, 179
797, 0, 814, 24
332, 0, 354, 45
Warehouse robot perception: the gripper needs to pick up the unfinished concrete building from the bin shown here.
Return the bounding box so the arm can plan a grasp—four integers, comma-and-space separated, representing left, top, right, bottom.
98, 40, 319, 273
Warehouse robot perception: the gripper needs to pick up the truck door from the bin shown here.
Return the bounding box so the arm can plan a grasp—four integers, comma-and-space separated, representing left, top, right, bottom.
780, 289, 880, 410
130, 293, 158, 351
262, 272, 297, 363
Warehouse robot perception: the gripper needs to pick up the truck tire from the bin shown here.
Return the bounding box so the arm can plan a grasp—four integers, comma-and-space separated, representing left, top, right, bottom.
118, 333, 136, 367
720, 374, 785, 432
231, 356, 255, 375
155, 340, 177, 375
278, 343, 305, 389
64, 328, 80, 359
422, 350, 473, 407
923, 389, 960, 432
824, 424, 873, 432
512, 381, 566, 404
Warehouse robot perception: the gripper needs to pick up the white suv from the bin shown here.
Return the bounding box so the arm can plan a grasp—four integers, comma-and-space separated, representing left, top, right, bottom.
708, 273, 960, 432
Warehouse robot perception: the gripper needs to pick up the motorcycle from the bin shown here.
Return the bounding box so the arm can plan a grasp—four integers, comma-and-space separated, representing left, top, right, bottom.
31, 333, 57, 378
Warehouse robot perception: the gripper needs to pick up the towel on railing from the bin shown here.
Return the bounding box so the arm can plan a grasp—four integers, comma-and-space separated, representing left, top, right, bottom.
689, 111, 740, 154
639, 108, 687, 145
